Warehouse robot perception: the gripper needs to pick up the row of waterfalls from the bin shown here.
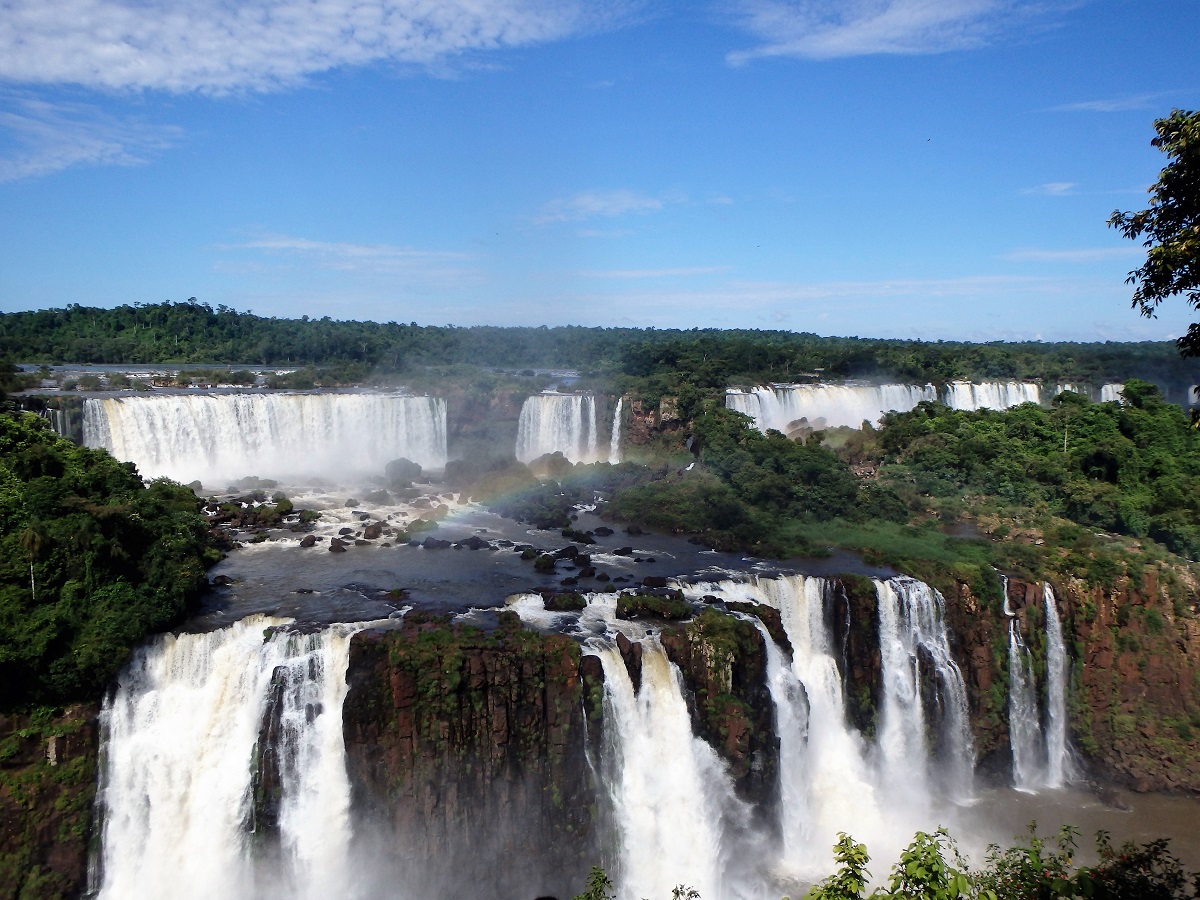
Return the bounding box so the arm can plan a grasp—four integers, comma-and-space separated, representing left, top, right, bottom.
723, 381, 1130, 433
92, 574, 1076, 899
70, 379, 1141, 486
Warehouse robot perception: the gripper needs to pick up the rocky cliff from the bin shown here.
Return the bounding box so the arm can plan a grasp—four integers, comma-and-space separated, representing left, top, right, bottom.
0, 706, 98, 900
339, 611, 602, 900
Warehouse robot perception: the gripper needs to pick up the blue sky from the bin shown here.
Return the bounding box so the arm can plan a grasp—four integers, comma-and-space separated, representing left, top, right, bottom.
1, 0, 1198, 341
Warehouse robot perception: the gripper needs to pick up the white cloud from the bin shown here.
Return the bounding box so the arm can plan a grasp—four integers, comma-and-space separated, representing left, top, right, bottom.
1021, 181, 1077, 196
0, 94, 181, 181
726, 0, 1064, 63
535, 188, 672, 224
0, 0, 637, 94
1001, 246, 1141, 263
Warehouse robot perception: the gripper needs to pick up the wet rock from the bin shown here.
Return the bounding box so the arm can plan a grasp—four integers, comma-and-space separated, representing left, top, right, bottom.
422, 537, 452, 549
363, 523, 384, 540
299, 535, 317, 548
338, 527, 355, 536
612, 546, 634, 556
329, 538, 348, 553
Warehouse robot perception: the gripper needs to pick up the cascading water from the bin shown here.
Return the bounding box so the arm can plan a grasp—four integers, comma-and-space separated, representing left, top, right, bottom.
608, 397, 624, 464
595, 642, 746, 900
1007, 617, 1044, 791
726, 381, 1040, 433
95, 616, 376, 900
1043, 583, 1075, 788
941, 381, 1040, 411
515, 392, 598, 464
874, 577, 974, 803
1101, 383, 1125, 403
83, 393, 447, 486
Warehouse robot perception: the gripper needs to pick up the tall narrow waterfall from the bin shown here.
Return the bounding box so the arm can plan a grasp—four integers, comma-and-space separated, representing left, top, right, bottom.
96, 617, 372, 900
1044, 583, 1075, 788
595, 642, 745, 900
608, 397, 624, 464
1008, 618, 1044, 791
515, 393, 598, 464
726, 381, 1040, 433
874, 578, 974, 802
83, 393, 447, 486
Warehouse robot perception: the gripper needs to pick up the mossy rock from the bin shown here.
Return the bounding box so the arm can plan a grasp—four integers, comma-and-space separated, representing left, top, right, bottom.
616, 592, 692, 621
543, 592, 587, 612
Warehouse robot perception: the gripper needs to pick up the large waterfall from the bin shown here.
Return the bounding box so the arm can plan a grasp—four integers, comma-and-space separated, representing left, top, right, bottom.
596, 643, 745, 900
96, 617, 374, 900
725, 381, 1040, 432
83, 393, 448, 486
1007, 618, 1044, 791
515, 392, 598, 464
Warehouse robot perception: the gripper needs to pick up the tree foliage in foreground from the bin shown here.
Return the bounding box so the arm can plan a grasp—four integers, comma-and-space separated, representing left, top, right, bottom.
572, 825, 1199, 900
0, 412, 218, 710
1110, 109, 1200, 356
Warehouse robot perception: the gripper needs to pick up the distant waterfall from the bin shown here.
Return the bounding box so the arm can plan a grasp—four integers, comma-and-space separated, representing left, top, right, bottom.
96, 617, 372, 900
1101, 383, 1125, 403
1044, 583, 1075, 788
875, 577, 974, 802
515, 393, 598, 464
595, 642, 743, 900
726, 381, 1040, 432
83, 393, 448, 486
1008, 618, 1044, 791
608, 397, 624, 464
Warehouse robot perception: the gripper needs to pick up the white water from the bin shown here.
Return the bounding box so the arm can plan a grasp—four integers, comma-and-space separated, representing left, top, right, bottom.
726, 381, 1040, 432
608, 397, 624, 464
1100, 383, 1125, 403
1043, 583, 1075, 788
83, 393, 447, 486
875, 577, 974, 803
595, 642, 745, 900
96, 617, 373, 900
515, 392, 598, 464
1008, 618, 1044, 791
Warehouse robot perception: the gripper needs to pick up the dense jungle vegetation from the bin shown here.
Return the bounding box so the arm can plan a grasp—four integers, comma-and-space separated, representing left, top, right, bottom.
2, 300, 1198, 389
0, 410, 218, 711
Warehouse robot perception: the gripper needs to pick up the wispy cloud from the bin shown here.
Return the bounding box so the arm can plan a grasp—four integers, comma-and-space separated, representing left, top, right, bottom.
1049, 92, 1170, 113
0, 0, 639, 94
1021, 181, 1078, 196
726, 0, 1069, 63
535, 189, 676, 224
582, 265, 730, 279
1001, 246, 1141, 263
219, 233, 477, 283
0, 94, 180, 181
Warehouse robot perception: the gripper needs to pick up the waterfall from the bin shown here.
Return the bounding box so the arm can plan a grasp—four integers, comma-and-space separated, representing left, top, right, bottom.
515, 392, 598, 464
608, 397, 624, 464
595, 642, 743, 900
1044, 583, 1075, 788
1100, 383, 1125, 403
83, 393, 447, 486
96, 617, 372, 900
726, 381, 1039, 433
1008, 618, 1044, 791
874, 578, 974, 802
941, 381, 1040, 411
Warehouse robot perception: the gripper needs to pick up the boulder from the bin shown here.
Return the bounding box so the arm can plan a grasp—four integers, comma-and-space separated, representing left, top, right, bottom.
299, 535, 317, 548
363, 523, 384, 540
329, 538, 348, 553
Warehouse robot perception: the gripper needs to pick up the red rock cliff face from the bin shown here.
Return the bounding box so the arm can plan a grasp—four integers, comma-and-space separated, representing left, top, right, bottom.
340, 612, 603, 900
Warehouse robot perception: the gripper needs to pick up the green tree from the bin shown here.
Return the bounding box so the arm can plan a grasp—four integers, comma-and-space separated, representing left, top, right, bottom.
1109, 109, 1200, 355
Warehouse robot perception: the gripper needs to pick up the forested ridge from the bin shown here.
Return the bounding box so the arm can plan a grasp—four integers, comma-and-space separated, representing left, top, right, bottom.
2, 300, 1198, 388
